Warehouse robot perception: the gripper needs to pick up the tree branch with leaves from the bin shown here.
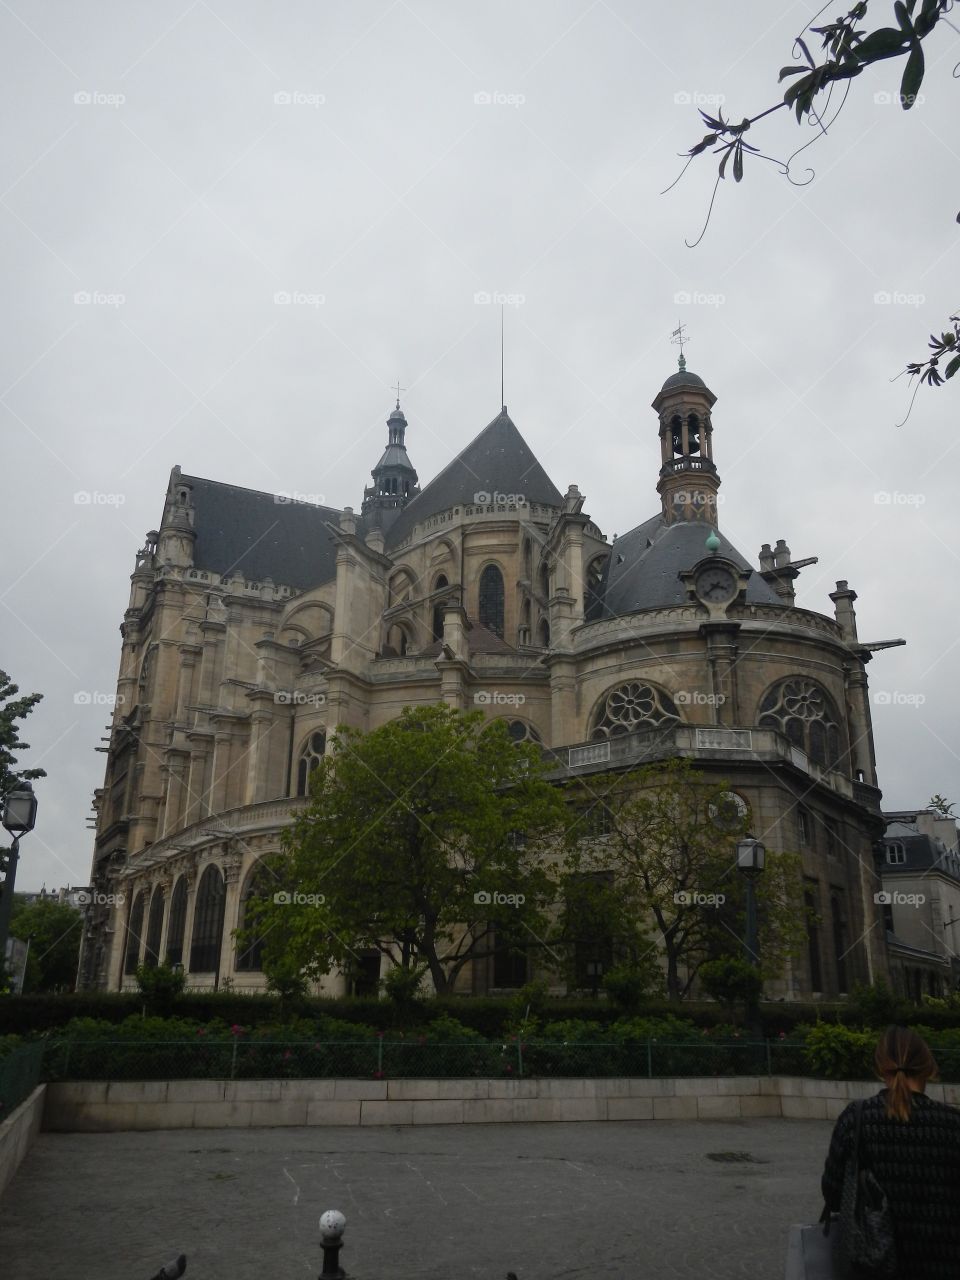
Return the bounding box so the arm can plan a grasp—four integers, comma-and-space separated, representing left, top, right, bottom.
668, 0, 957, 397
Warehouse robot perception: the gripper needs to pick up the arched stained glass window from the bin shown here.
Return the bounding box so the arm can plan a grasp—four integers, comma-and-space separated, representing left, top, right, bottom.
143, 886, 165, 968
757, 678, 844, 770
123, 890, 147, 975
165, 877, 188, 967
190, 865, 226, 973
236, 861, 274, 972
296, 731, 326, 797
478, 564, 505, 638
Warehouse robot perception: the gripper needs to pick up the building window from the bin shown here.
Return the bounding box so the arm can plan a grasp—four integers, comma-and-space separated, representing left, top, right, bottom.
143, 886, 165, 968
190, 864, 226, 973
478, 564, 505, 638
573, 800, 613, 840
886, 841, 906, 865
296, 731, 326, 797
758, 677, 844, 770
505, 719, 541, 745
831, 891, 848, 994
165, 876, 188, 967
824, 817, 840, 859
537, 617, 550, 647
236, 861, 273, 972
565, 872, 615, 992
351, 951, 382, 997
804, 883, 823, 992
492, 922, 528, 989
591, 681, 680, 740
123, 890, 147, 975
798, 809, 811, 847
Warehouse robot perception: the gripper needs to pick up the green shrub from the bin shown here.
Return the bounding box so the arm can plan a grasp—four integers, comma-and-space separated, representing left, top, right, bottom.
846, 981, 911, 1028
800, 1023, 876, 1079
134, 963, 186, 1015
698, 957, 763, 1009
602, 963, 661, 1012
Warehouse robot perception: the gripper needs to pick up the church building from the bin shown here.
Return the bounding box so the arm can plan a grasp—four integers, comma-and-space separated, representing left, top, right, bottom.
78, 359, 901, 1000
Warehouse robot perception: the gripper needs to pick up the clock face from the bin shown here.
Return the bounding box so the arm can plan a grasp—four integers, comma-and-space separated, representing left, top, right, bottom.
695, 566, 737, 604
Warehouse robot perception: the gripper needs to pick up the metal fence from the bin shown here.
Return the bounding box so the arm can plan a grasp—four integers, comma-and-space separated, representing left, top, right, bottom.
0, 1041, 45, 1116
37, 1037, 826, 1082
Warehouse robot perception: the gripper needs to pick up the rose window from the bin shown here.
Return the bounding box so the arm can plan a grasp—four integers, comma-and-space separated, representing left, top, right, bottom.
758, 678, 843, 769
591, 682, 680, 739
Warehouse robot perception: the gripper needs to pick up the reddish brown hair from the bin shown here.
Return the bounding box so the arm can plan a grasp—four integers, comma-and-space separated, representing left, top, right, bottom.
875, 1025, 939, 1121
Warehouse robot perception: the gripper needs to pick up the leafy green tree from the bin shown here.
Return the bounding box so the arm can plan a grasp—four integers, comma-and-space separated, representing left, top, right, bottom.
0, 669, 46, 798
670, 0, 957, 396
567, 759, 806, 1000
9, 897, 81, 992
247, 705, 568, 996
0, 669, 46, 987
929, 794, 956, 818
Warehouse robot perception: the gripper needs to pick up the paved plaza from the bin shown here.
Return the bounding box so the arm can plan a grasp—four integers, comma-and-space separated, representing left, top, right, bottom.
4, 1119, 833, 1279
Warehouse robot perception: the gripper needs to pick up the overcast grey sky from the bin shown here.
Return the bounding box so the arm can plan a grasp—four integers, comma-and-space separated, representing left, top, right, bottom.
2, 1, 957, 892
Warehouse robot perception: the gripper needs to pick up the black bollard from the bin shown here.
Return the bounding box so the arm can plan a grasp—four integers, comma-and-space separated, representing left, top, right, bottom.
318, 1209, 347, 1279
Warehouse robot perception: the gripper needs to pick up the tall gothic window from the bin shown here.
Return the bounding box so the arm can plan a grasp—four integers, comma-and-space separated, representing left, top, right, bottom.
591, 681, 680, 739
758, 678, 844, 770
296, 731, 326, 797
432, 575, 448, 642
190, 864, 226, 973
236, 861, 273, 972
143, 886, 165, 968
804, 881, 823, 992
165, 876, 188, 967
123, 890, 147, 975
478, 564, 505, 638
831, 891, 848, 994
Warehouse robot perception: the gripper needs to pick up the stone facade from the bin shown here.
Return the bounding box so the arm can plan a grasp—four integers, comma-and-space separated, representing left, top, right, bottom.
78, 365, 900, 999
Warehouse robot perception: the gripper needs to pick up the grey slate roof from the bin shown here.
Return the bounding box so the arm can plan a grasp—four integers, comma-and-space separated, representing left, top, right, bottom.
591, 514, 781, 618
385, 409, 563, 548
882, 826, 960, 882
181, 474, 342, 591
661, 369, 708, 392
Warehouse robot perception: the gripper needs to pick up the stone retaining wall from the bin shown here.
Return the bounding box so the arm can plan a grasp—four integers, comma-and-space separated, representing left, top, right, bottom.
42, 1076, 960, 1132
0, 1086, 46, 1197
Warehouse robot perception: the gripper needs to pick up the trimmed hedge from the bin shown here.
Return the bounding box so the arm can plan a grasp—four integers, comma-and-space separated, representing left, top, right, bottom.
5, 990, 960, 1039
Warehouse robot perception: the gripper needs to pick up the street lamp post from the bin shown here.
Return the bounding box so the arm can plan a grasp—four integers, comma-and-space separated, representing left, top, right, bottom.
736, 835, 766, 1035
0, 781, 39, 979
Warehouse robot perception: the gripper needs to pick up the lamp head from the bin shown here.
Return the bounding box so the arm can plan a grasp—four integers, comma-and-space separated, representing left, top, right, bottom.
2, 781, 38, 837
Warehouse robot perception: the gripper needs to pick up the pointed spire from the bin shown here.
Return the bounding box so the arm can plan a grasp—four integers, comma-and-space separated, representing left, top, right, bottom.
361, 398, 420, 528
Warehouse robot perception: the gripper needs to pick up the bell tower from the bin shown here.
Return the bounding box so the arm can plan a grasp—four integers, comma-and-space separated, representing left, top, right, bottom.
652, 355, 720, 526
361, 395, 420, 530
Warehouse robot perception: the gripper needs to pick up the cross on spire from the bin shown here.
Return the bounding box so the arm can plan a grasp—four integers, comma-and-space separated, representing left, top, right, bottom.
392, 380, 406, 409
671, 321, 690, 372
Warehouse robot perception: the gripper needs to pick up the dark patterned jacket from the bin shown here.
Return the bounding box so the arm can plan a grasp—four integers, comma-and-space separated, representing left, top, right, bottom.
821, 1089, 960, 1280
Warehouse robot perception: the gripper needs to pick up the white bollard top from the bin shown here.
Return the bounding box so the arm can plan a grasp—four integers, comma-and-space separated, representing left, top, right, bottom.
319, 1209, 347, 1241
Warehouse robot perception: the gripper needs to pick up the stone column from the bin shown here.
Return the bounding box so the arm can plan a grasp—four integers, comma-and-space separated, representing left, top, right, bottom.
549, 654, 578, 743
218, 852, 244, 988
699, 622, 741, 727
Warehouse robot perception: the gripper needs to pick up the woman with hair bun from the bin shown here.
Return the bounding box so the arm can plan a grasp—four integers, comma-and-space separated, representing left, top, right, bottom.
821, 1025, 960, 1278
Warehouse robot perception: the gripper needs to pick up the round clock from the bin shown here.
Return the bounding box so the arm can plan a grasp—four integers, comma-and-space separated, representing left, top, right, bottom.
695, 565, 737, 605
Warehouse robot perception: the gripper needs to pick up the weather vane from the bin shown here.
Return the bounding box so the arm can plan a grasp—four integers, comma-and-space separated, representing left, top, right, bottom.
392, 379, 406, 409
671, 321, 690, 371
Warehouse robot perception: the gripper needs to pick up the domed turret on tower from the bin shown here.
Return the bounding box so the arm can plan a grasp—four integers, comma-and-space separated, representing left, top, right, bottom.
361, 398, 420, 530
652, 355, 719, 527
